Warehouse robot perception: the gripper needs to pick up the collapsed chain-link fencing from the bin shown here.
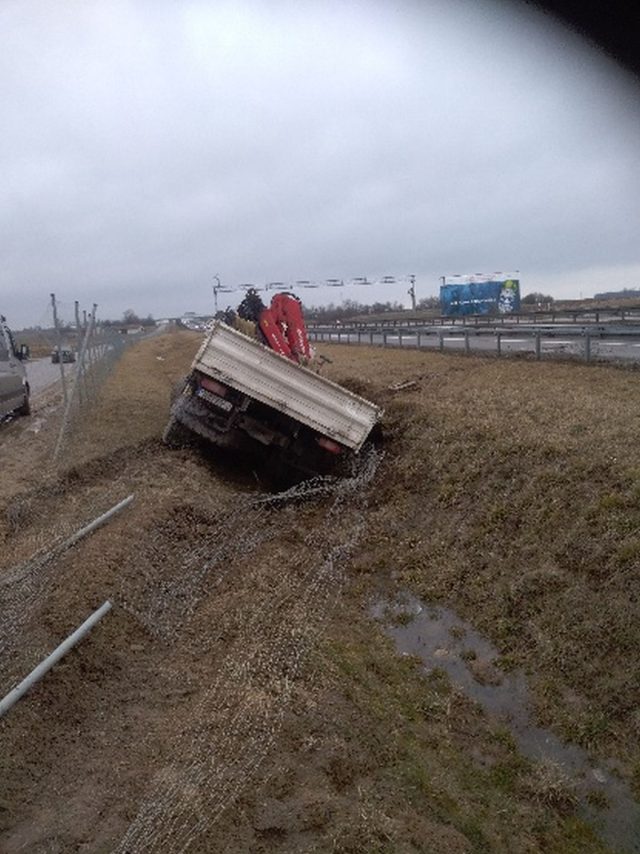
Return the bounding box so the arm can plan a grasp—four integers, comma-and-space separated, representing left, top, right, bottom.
116, 447, 381, 853
0, 443, 381, 851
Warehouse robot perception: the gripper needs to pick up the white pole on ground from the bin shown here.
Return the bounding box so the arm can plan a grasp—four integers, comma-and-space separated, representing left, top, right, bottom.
0, 495, 134, 588
62, 494, 134, 550
0, 600, 113, 718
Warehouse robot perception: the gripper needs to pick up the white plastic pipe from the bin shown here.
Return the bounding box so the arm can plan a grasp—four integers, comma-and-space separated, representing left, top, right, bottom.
0, 599, 112, 718
0, 495, 134, 589
61, 495, 134, 550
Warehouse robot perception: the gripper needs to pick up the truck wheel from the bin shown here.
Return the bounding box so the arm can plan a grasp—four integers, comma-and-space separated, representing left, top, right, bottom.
170, 375, 189, 405
16, 392, 31, 417
162, 415, 190, 447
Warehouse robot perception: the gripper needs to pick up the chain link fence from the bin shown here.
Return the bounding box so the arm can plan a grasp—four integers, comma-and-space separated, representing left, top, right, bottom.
51, 323, 140, 464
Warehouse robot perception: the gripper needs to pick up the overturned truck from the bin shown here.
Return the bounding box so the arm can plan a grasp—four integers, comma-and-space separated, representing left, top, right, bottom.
163, 321, 382, 476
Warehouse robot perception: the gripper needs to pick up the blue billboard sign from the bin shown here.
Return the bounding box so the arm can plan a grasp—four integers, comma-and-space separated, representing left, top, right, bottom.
440, 276, 520, 316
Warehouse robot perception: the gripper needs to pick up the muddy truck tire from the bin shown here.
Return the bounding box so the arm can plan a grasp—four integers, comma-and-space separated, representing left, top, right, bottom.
162, 377, 191, 447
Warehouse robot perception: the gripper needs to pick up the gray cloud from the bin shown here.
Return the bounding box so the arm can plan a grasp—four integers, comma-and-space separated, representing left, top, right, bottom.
1, 0, 639, 327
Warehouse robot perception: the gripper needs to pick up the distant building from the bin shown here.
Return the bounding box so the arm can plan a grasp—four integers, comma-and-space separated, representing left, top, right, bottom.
593, 289, 640, 300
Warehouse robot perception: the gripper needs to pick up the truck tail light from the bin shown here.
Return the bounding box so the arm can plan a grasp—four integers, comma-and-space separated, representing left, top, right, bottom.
317, 436, 342, 454
199, 376, 228, 397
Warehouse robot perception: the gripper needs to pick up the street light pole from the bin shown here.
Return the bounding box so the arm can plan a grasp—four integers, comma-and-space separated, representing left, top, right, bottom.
408, 274, 417, 311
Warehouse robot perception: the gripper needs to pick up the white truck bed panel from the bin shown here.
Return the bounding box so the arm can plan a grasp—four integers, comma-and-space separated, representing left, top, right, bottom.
193, 322, 381, 451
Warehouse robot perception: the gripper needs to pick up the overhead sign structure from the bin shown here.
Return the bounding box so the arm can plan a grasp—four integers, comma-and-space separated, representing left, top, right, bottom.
440, 274, 520, 316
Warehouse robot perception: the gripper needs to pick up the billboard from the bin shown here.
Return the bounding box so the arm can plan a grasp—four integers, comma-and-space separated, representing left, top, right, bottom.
440, 275, 520, 316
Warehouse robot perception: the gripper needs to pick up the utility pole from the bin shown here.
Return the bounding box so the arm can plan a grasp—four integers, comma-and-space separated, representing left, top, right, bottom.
213, 274, 221, 313
51, 293, 68, 406
407, 274, 417, 311
74, 300, 84, 404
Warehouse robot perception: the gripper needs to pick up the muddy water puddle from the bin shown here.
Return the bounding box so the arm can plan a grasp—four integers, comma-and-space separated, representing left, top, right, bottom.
371, 592, 640, 853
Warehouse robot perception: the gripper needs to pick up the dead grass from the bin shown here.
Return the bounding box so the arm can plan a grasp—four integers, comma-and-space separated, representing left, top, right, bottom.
321, 344, 640, 774
0, 335, 630, 852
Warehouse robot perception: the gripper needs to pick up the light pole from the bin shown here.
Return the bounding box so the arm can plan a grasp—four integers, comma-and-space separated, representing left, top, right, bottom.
407, 274, 417, 311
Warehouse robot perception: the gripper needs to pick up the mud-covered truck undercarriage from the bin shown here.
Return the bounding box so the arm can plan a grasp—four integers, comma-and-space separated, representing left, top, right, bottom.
163, 321, 381, 475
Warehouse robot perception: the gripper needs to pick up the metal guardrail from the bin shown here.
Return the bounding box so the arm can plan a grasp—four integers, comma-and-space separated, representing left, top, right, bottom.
309, 325, 640, 364
306, 306, 640, 330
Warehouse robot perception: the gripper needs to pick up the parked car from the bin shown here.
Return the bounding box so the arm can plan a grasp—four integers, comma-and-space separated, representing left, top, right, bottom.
0, 315, 30, 418
51, 347, 76, 364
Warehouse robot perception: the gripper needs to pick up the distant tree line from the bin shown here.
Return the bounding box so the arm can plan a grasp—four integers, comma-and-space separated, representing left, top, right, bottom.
521, 292, 555, 306
306, 298, 442, 321
101, 309, 156, 327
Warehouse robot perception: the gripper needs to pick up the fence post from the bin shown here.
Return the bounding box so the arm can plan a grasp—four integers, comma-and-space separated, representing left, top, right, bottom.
417, 331, 422, 349
585, 330, 591, 363
369, 331, 374, 345
496, 332, 502, 357
438, 332, 444, 352
50, 293, 68, 408
398, 331, 403, 348
53, 310, 96, 462
464, 329, 470, 355
357, 331, 361, 345
535, 330, 541, 361
383, 332, 388, 347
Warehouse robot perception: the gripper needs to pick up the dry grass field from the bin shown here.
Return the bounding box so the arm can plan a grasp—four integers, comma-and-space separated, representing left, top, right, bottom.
1, 328, 637, 852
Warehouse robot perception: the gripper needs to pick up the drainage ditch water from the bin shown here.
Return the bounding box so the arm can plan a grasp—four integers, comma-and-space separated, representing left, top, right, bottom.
371, 592, 640, 854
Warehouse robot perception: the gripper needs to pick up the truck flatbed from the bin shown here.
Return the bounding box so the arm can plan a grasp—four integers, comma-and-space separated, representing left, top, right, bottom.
192, 322, 380, 452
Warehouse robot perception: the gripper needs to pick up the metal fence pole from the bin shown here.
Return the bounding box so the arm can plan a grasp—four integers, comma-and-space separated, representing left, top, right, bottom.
0, 601, 113, 718
535, 331, 541, 361
50, 293, 68, 407
383, 332, 388, 347
417, 331, 422, 349
464, 329, 470, 355
53, 310, 96, 462
369, 331, 374, 345
497, 332, 502, 357
585, 330, 592, 363
438, 332, 444, 352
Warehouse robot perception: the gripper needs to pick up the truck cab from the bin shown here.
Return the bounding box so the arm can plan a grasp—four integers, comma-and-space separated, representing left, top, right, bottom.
0, 315, 30, 419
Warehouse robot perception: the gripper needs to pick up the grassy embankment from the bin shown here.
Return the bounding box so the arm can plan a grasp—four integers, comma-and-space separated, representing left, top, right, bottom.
3, 330, 636, 852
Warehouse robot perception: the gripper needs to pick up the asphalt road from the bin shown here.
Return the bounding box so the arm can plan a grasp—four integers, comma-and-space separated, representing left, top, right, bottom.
26, 357, 70, 395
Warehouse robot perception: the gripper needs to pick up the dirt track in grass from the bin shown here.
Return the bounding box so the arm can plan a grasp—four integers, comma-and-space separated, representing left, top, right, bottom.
2, 328, 636, 852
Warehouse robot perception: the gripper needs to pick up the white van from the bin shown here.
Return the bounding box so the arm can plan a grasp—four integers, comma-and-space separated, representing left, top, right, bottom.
0, 315, 30, 418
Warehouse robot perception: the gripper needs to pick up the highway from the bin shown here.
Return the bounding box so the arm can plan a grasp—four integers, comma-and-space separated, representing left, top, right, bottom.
309, 329, 640, 362
26, 357, 70, 396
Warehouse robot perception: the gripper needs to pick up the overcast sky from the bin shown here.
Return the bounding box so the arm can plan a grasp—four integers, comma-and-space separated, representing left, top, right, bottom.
1, 0, 639, 327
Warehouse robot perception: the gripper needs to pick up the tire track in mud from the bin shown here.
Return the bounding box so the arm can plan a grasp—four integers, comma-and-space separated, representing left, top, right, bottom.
116, 448, 381, 854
